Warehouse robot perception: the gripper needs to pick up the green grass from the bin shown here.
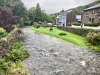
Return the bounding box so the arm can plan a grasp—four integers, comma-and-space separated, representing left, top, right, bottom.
31, 27, 100, 51
31, 27, 87, 47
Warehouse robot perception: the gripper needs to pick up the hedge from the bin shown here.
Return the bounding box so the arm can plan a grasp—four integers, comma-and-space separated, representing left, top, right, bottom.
72, 22, 81, 26
57, 26, 100, 37
84, 23, 100, 27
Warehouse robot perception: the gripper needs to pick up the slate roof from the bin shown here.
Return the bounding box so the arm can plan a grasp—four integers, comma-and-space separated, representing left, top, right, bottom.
56, 10, 73, 18
60, 10, 73, 15
84, 3, 100, 11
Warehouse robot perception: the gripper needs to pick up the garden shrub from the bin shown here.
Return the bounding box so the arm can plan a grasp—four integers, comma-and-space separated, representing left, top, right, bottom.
72, 22, 81, 26
0, 27, 7, 39
58, 32, 67, 36
86, 32, 100, 45
42, 21, 47, 27
6, 40, 29, 62
33, 22, 40, 28
57, 26, 100, 37
0, 39, 29, 75
84, 22, 100, 27
24, 21, 31, 26
0, 57, 8, 71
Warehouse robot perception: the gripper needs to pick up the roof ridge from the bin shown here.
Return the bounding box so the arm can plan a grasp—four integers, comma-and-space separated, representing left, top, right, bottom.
84, 3, 100, 11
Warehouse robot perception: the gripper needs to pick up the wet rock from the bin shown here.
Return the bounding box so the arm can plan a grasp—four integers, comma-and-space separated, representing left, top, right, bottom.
54, 70, 66, 75
53, 52, 59, 57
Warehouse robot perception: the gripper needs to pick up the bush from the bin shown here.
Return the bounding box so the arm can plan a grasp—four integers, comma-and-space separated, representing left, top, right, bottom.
6, 40, 29, 62
58, 32, 67, 36
0, 57, 8, 71
0, 27, 7, 39
84, 22, 100, 27
24, 21, 31, 26
0, 39, 29, 75
86, 32, 100, 45
57, 26, 99, 37
19, 17, 24, 27
33, 22, 41, 28
72, 22, 81, 26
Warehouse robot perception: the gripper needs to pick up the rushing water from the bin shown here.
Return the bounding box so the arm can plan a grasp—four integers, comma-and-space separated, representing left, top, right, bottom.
20, 27, 100, 75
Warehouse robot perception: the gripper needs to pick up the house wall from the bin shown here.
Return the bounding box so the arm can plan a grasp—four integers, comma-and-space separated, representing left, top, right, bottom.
66, 11, 76, 25
82, 7, 100, 23
57, 15, 66, 26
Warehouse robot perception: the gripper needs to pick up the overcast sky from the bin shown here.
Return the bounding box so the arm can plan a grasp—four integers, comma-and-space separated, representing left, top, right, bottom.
21, 0, 97, 14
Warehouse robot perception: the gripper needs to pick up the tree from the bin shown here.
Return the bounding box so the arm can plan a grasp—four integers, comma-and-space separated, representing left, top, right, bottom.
34, 3, 42, 22
0, 7, 18, 32
28, 7, 35, 24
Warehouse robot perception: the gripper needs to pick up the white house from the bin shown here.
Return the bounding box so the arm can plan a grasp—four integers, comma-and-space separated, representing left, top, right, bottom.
56, 10, 76, 26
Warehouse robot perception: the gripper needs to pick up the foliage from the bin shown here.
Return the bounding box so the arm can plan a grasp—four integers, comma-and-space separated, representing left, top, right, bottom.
6, 40, 29, 62
67, 0, 100, 15
42, 21, 47, 26
58, 32, 67, 36
0, 57, 8, 73
0, 6, 18, 32
84, 23, 100, 27
24, 21, 31, 26
33, 22, 40, 28
86, 32, 100, 45
28, 7, 35, 24
0, 0, 28, 27
7, 61, 27, 75
0, 39, 29, 75
0, 27, 7, 39
28, 3, 54, 24
72, 22, 81, 26
19, 17, 24, 27
57, 26, 100, 37
34, 3, 42, 22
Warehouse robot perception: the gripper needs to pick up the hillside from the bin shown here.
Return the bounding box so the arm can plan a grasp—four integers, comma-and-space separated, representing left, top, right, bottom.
69, 0, 100, 15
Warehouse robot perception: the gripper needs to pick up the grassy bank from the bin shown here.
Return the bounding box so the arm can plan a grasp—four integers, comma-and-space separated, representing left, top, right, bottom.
31, 27, 87, 47
31, 27, 100, 51
0, 39, 29, 75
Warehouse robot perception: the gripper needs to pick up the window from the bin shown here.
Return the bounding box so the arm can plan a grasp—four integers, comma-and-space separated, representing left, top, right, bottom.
89, 18, 91, 21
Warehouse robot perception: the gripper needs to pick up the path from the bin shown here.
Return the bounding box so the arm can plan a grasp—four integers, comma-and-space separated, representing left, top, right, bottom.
20, 27, 100, 75
72, 25, 100, 30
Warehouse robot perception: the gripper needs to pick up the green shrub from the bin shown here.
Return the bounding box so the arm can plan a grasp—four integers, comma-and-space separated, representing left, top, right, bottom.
0, 57, 8, 71
86, 32, 100, 45
0, 27, 7, 39
7, 61, 27, 75
84, 22, 100, 27
58, 32, 67, 36
57, 26, 100, 37
72, 22, 81, 26
33, 22, 41, 28
19, 17, 24, 27
24, 21, 31, 26
6, 40, 29, 62
0, 39, 29, 75
36, 24, 40, 28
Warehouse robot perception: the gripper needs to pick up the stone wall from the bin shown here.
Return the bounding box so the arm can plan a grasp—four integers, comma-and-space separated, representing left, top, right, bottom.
0, 28, 19, 56
82, 8, 100, 23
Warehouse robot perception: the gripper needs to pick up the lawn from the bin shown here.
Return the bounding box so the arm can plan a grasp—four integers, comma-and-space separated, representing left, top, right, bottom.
31, 27, 87, 47
31, 27, 100, 51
